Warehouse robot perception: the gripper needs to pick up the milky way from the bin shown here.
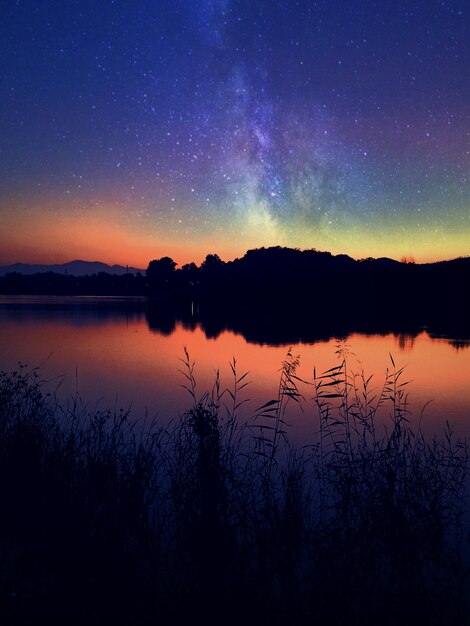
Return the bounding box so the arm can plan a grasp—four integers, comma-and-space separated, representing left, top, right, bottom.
0, 0, 468, 265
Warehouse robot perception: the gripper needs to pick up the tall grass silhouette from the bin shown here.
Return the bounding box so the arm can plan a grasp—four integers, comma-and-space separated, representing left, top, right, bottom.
0, 348, 468, 625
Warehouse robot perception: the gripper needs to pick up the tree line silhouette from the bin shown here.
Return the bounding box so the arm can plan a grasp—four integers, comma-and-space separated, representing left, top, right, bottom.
1, 246, 469, 333
0, 271, 147, 296
144, 246, 470, 332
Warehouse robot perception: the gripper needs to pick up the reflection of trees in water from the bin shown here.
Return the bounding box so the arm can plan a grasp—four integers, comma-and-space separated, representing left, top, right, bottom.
449, 339, 470, 351
2, 296, 468, 350
145, 301, 470, 350
395, 332, 418, 352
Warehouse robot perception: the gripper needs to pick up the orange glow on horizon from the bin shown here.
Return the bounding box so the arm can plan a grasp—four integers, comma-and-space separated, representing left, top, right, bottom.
0, 203, 468, 268
0, 207, 244, 268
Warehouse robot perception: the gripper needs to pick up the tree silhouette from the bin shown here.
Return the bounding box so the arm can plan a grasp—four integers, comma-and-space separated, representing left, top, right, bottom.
201, 254, 224, 272
147, 257, 177, 292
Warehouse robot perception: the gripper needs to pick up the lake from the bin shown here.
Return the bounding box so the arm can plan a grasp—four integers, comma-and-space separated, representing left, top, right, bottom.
1, 295, 469, 445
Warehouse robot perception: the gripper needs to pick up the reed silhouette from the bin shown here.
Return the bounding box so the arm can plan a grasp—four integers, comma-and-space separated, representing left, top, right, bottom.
0, 349, 468, 625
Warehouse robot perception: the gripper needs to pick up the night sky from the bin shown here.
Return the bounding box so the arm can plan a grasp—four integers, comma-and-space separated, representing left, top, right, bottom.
1, 0, 468, 266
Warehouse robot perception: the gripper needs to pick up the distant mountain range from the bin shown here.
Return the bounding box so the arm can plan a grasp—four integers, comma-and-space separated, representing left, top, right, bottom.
0, 260, 144, 277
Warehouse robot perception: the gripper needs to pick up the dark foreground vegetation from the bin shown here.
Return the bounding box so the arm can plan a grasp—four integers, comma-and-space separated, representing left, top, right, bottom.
1, 349, 469, 625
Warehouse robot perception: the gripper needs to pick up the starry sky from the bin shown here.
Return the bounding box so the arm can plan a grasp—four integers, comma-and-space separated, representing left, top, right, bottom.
0, 0, 469, 267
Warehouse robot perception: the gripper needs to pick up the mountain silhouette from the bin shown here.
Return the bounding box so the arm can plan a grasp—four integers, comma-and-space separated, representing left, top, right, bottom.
0, 260, 143, 277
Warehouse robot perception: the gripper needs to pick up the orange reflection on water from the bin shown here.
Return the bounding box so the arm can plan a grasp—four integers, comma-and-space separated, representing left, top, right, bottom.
1, 304, 469, 445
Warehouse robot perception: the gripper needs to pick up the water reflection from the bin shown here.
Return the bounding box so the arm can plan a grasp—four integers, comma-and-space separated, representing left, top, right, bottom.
144, 300, 470, 350
1, 296, 468, 349
0, 296, 469, 445
0, 295, 146, 328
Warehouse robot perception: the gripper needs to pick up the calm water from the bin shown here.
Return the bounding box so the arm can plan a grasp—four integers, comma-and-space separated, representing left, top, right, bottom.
1, 295, 469, 444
